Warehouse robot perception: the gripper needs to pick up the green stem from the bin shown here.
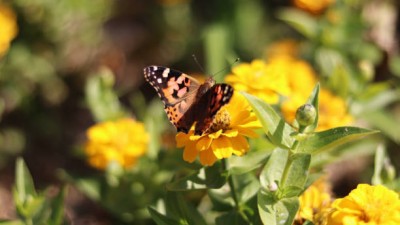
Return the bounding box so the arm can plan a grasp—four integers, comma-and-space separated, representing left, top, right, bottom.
280, 150, 293, 188
281, 125, 306, 187
222, 159, 239, 209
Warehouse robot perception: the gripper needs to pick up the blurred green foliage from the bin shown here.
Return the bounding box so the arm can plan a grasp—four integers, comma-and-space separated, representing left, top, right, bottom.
0, 0, 399, 224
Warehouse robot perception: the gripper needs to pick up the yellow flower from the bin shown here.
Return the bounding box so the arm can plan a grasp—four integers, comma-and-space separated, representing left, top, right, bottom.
317, 89, 353, 131
0, 4, 18, 57
176, 93, 261, 166
85, 118, 148, 170
266, 39, 300, 58
295, 177, 332, 225
293, 0, 335, 14
280, 57, 352, 131
327, 184, 400, 225
225, 58, 291, 104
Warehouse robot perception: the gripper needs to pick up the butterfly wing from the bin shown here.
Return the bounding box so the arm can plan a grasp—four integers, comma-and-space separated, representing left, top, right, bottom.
144, 66, 200, 132
193, 84, 234, 135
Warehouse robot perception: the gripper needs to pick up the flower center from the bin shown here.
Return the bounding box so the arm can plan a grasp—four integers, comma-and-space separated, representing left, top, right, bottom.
209, 109, 231, 133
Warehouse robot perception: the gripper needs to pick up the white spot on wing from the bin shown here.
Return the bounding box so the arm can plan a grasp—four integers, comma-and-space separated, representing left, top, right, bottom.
162, 68, 170, 78
157, 78, 162, 83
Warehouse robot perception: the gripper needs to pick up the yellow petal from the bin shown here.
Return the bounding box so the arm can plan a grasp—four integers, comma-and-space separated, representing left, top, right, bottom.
222, 129, 238, 137
236, 127, 259, 138
208, 129, 223, 139
229, 135, 249, 156
211, 136, 233, 159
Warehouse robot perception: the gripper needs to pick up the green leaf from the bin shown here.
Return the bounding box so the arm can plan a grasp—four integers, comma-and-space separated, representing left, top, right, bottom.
0, 220, 24, 225
258, 190, 299, 225
48, 186, 66, 225
242, 92, 295, 148
148, 207, 182, 225
14, 158, 36, 207
372, 145, 396, 185
304, 84, 320, 132
277, 8, 318, 39
296, 126, 379, 154
360, 110, 400, 143
164, 192, 207, 225
234, 173, 260, 204
167, 162, 228, 191
216, 211, 248, 225
259, 148, 288, 189
85, 68, 127, 122
229, 151, 270, 175
283, 153, 311, 188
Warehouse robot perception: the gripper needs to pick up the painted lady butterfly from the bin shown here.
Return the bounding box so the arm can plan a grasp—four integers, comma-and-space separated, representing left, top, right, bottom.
144, 66, 234, 135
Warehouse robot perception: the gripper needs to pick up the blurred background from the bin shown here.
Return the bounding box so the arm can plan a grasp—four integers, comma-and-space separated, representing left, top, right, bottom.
0, 0, 400, 224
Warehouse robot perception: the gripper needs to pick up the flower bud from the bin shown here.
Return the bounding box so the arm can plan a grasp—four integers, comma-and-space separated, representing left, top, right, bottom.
295, 104, 316, 127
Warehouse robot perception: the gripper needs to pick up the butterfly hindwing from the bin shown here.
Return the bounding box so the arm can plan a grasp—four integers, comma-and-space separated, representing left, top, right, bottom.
193, 84, 234, 135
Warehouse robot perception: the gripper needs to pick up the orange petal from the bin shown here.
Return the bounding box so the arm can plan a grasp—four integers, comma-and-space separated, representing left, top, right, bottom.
183, 141, 198, 163
176, 132, 191, 147
199, 148, 218, 166
196, 136, 213, 151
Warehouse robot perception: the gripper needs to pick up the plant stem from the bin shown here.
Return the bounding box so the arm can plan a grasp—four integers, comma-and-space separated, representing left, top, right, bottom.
280, 150, 293, 188
222, 159, 239, 209
281, 125, 306, 187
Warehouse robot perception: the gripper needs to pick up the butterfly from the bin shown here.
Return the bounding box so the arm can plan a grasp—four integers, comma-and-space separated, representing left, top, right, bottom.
144, 66, 234, 135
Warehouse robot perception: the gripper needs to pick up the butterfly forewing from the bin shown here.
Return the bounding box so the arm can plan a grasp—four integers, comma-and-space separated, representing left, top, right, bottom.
144, 66, 234, 135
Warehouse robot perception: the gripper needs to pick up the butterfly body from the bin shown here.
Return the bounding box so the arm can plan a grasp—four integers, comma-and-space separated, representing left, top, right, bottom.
144, 66, 233, 135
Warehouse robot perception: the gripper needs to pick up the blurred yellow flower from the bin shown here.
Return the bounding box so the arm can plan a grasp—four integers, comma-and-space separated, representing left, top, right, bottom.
279, 57, 352, 131
225, 58, 291, 104
0, 4, 18, 57
317, 89, 353, 131
295, 177, 332, 225
176, 93, 261, 166
327, 184, 400, 225
293, 0, 335, 14
266, 39, 299, 58
85, 118, 148, 170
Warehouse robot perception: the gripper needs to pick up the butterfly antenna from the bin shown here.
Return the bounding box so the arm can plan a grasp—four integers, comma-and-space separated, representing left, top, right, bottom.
192, 54, 206, 74
211, 58, 240, 78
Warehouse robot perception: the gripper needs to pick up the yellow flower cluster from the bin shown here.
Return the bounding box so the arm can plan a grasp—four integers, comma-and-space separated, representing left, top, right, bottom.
176, 93, 261, 166
227, 40, 352, 131
296, 177, 332, 225
225, 59, 291, 104
296, 180, 400, 225
0, 4, 18, 57
85, 118, 148, 170
327, 184, 400, 225
293, 0, 335, 14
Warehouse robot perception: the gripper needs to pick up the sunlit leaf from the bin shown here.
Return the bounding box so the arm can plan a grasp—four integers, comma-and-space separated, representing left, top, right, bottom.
242, 92, 295, 148
277, 8, 318, 39
229, 151, 270, 175
258, 190, 299, 225
167, 162, 228, 191
296, 127, 378, 154
283, 153, 311, 188
259, 148, 288, 189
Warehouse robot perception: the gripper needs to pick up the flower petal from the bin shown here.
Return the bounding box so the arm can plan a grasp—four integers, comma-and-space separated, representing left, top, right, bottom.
183, 141, 198, 163
229, 135, 249, 156
199, 148, 218, 166
196, 136, 213, 151
211, 136, 233, 159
